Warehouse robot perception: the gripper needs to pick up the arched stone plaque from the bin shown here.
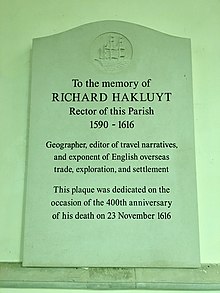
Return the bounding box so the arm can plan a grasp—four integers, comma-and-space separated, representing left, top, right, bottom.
22, 21, 200, 267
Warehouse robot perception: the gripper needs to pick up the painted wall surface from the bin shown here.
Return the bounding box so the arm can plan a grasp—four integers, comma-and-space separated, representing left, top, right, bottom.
0, 0, 220, 290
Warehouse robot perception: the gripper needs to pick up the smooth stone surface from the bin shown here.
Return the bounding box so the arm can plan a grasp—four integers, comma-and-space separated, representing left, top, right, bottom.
22, 21, 200, 267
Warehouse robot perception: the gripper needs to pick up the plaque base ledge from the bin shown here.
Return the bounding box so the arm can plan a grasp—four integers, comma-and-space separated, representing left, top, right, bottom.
0, 262, 220, 290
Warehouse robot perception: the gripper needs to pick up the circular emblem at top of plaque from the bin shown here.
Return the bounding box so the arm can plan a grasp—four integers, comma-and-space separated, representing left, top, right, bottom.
91, 32, 133, 73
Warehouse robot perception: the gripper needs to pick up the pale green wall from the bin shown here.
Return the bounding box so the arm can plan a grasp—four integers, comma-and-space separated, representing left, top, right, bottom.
0, 0, 219, 282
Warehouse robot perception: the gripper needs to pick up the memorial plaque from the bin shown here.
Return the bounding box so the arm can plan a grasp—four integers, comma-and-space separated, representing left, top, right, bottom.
22, 21, 200, 267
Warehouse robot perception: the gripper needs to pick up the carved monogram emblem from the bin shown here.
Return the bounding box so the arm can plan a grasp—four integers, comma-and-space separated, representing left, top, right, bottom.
91, 32, 133, 72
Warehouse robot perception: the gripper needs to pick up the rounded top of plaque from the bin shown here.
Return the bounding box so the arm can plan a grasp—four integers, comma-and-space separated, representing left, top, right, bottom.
91, 32, 133, 73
